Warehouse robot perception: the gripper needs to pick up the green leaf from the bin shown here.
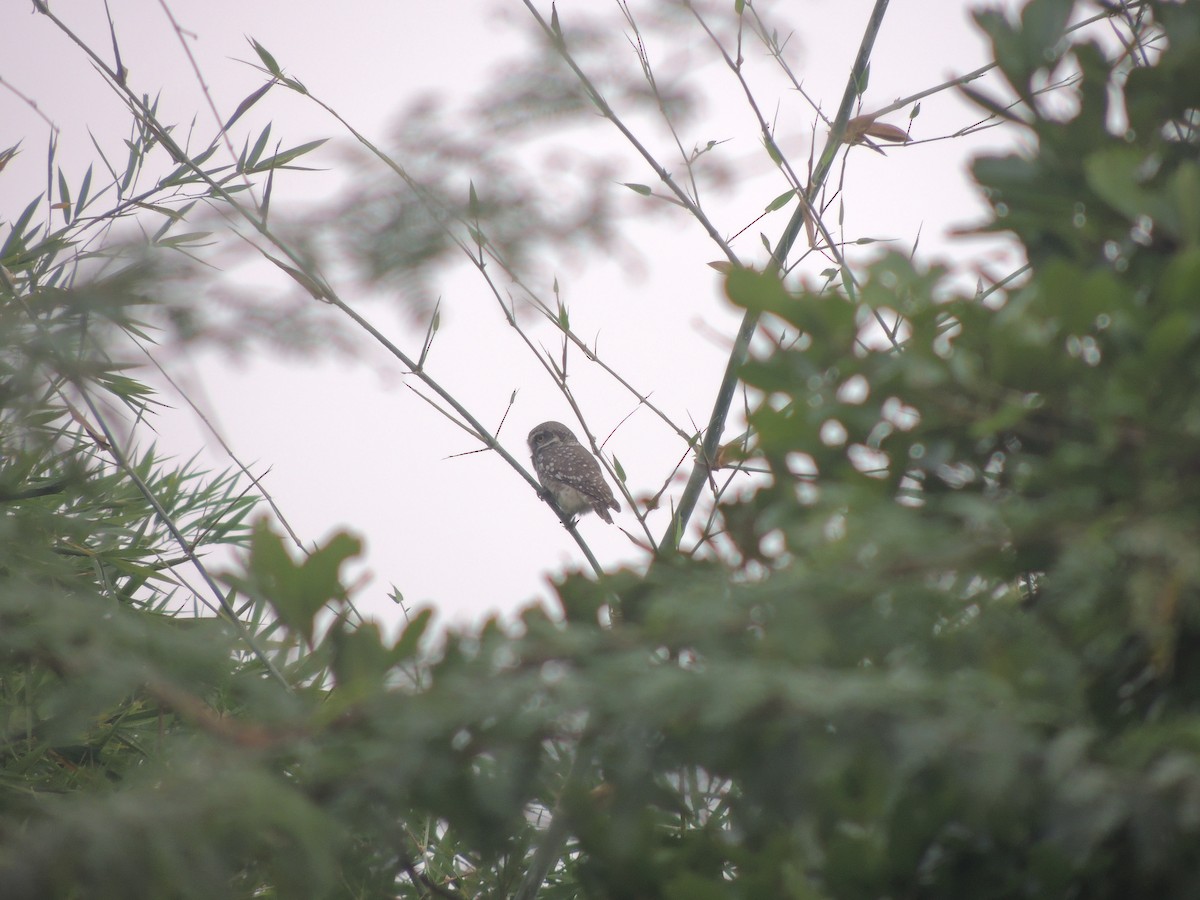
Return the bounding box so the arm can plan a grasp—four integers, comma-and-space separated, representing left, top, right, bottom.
223, 81, 275, 132
763, 135, 784, 166
120, 139, 140, 192
975, 9, 1033, 89
245, 138, 328, 173
156, 231, 215, 248
228, 522, 362, 645
157, 144, 220, 188
56, 167, 70, 219
1, 194, 43, 261
555, 572, 606, 623
623, 182, 652, 196
246, 124, 273, 169
1172, 160, 1200, 247
249, 37, 281, 76
329, 620, 392, 694
855, 62, 870, 96
1084, 147, 1177, 234
76, 164, 93, 214
724, 267, 792, 313
1160, 249, 1200, 309
765, 188, 796, 213
1020, 0, 1072, 60
393, 607, 434, 663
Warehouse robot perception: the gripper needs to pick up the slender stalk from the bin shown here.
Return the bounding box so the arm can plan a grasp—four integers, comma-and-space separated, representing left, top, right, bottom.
511, 4, 892, 891
520, 0, 739, 266
33, 0, 609, 583
657, 0, 893, 555
513, 737, 593, 900
861, 1, 1149, 121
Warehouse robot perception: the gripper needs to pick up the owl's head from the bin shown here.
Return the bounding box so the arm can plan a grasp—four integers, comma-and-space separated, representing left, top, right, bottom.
528, 421, 580, 453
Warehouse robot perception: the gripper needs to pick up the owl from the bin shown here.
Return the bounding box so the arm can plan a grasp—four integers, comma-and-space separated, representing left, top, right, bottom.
528, 421, 621, 524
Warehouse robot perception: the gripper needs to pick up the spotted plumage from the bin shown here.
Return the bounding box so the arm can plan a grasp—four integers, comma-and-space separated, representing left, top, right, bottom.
528, 421, 620, 524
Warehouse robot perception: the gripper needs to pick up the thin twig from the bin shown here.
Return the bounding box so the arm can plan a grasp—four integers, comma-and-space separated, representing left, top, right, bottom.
138, 346, 308, 552
861, 0, 1150, 121
33, 1, 609, 582
659, 0, 894, 555
520, 0, 740, 267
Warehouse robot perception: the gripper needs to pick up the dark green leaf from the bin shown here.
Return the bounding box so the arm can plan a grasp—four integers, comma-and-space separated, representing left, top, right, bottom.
764, 188, 796, 213
249, 37, 281, 76
223, 81, 275, 132
245, 138, 328, 173
393, 608, 434, 663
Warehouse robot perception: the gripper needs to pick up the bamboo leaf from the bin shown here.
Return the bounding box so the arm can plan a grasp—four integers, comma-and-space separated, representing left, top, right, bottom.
765, 189, 796, 212
262, 165, 275, 223
245, 138, 328, 173
392, 608, 434, 663
246, 125, 273, 169
763, 135, 784, 166
120, 140, 140, 192
223, 81, 275, 132
855, 61, 871, 95
249, 38, 281, 76
1, 194, 43, 260
264, 254, 327, 299
76, 164, 94, 214
57, 167, 71, 222
0, 143, 19, 174
156, 232, 214, 248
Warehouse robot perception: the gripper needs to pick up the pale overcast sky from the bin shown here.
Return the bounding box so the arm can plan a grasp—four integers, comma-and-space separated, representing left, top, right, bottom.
2, 0, 1055, 630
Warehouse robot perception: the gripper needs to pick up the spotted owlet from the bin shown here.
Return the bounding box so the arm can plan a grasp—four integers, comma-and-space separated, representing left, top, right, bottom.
528, 421, 621, 524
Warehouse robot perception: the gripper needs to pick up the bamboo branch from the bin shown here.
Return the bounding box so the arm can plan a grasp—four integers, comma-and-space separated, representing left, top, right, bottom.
657, 0, 894, 555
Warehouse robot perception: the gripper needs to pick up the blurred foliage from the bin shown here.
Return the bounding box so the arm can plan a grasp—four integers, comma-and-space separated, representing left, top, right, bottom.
5, 0, 1200, 898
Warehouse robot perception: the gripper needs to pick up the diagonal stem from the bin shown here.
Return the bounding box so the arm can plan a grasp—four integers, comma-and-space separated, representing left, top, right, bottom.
656, 0, 892, 555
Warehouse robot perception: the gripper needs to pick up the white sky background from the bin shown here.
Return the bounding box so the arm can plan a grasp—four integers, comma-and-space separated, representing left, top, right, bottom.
0, 0, 1049, 632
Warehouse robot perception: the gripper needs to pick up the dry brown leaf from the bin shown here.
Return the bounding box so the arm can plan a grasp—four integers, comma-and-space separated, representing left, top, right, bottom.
864, 121, 911, 143
844, 113, 875, 145
715, 436, 757, 469
843, 114, 910, 147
